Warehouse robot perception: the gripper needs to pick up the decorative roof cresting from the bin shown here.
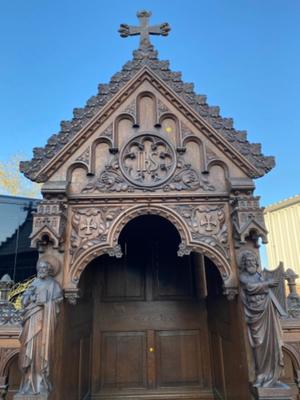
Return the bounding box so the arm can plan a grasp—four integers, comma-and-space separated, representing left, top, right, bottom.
20, 11, 275, 182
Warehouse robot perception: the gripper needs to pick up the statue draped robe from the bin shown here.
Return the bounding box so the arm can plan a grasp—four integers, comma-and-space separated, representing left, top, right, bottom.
239, 272, 284, 387
18, 278, 62, 395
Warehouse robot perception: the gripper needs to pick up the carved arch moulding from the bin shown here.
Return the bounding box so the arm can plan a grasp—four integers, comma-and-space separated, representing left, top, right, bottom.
65, 203, 237, 303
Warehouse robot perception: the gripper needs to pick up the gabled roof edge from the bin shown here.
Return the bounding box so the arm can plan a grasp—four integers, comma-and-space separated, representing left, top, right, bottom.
20, 43, 275, 182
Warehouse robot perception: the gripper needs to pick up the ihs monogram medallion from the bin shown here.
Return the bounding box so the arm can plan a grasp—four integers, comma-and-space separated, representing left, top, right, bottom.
120, 133, 176, 187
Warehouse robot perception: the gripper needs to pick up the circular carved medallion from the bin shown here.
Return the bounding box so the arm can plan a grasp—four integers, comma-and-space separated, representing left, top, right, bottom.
120, 133, 176, 187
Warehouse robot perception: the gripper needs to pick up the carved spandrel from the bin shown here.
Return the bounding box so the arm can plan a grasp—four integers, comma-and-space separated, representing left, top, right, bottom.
75, 146, 90, 166
99, 123, 113, 139
123, 100, 136, 118
174, 204, 229, 259
70, 207, 123, 262
157, 99, 170, 117
164, 155, 215, 192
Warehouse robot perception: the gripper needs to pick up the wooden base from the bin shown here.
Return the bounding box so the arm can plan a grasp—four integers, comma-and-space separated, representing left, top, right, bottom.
13, 394, 48, 400
251, 385, 294, 400
91, 388, 215, 400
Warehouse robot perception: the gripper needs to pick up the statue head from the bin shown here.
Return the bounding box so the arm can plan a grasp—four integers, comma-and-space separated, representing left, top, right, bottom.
239, 251, 259, 275
37, 260, 53, 279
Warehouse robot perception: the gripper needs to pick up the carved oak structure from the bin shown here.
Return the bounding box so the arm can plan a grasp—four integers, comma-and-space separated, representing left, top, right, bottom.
1, 10, 300, 400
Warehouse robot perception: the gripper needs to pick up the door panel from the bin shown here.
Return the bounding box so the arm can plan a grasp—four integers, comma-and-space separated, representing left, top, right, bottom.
156, 330, 203, 387
101, 331, 147, 389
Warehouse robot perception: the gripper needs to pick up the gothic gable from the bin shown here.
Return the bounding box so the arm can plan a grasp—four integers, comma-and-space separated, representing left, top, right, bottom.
20, 43, 274, 184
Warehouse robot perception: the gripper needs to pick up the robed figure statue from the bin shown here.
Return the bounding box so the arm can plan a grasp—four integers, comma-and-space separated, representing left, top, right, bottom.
17, 260, 63, 396
239, 251, 284, 388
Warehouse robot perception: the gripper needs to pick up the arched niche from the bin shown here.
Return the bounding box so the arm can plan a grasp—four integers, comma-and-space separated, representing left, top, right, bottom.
159, 114, 180, 146
67, 163, 89, 194
115, 114, 135, 148
0, 350, 21, 399
207, 160, 229, 192
182, 136, 205, 172
91, 137, 113, 174
137, 92, 157, 130
61, 215, 245, 398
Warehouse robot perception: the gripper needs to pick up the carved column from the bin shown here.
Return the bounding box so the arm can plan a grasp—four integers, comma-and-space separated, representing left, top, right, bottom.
285, 269, 300, 318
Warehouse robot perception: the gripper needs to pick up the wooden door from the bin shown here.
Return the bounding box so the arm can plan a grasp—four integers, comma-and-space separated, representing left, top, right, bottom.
91, 216, 213, 400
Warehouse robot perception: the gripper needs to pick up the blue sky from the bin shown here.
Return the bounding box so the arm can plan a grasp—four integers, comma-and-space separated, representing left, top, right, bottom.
0, 0, 299, 207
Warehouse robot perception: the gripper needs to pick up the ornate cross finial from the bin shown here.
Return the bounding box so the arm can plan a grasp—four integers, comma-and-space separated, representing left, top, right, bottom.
119, 11, 171, 47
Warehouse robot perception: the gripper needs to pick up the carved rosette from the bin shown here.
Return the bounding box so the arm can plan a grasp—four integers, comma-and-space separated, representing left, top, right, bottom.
120, 133, 176, 187
231, 195, 267, 247
30, 200, 66, 252
174, 204, 229, 259
70, 207, 123, 262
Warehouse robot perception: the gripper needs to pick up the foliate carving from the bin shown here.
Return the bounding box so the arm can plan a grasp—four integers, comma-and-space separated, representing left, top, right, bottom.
30, 200, 66, 251
157, 99, 170, 117
206, 147, 218, 161
99, 123, 113, 139
70, 207, 123, 262
120, 133, 176, 187
180, 122, 193, 139
82, 155, 132, 193
123, 100, 136, 118
175, 204, 229, 258
75, 146, 90, 166
104, 244, 123, 258
164, 157, 215, 192
231, 195, 268, 247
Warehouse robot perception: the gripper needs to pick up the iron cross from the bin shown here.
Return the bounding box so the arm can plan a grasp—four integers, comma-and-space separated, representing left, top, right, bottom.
119, 11, 171, 46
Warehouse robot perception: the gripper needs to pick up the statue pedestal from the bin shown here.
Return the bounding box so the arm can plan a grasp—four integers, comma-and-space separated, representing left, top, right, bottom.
252, 385, 293, 400
14, 394, 48, 400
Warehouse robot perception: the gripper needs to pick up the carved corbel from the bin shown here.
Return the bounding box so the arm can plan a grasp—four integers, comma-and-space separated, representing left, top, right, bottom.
30, 200, 67, 253
177, 242, 192, 257
64, 288, 81, 306
223, 286, 239, 301
104, 244, 123, 258
231, 195, 268, 248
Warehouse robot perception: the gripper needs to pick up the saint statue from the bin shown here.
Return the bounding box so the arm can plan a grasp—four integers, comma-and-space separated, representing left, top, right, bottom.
17, 259, 63, 396
239, 250, 285, 388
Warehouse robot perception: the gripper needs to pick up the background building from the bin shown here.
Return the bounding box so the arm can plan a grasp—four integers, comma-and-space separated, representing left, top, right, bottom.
0, 195, 39, 282
264, 194, 300, 283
